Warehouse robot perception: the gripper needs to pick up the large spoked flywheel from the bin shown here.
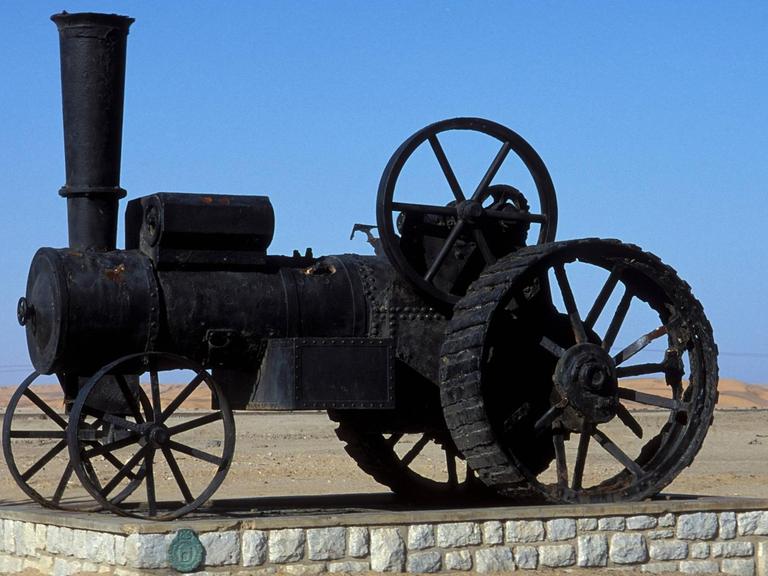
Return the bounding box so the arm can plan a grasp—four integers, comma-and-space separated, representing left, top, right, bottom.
441, 238, 718, 503
377, 117, 557, 305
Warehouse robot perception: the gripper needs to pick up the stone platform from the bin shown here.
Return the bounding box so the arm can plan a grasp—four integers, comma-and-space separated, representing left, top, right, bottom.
1, 494, 768, 575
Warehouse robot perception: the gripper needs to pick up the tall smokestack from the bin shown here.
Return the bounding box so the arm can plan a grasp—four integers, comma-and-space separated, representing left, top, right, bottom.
51, 12, 134, 251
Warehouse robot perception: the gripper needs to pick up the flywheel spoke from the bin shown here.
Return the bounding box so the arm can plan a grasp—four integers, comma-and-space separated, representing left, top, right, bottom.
428, 134, 466, 202
473, 228, 496, 265
391, 202, 457, 217
483, 209, 547, 223
470, 141, 511, 202
424, 220, 466, 282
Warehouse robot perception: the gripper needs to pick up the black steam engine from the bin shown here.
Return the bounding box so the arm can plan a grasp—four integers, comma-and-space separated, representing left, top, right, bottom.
4, 13, 718, 520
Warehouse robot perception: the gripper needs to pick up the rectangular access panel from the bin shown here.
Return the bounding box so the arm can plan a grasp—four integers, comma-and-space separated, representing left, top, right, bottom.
250, 337, 395, 410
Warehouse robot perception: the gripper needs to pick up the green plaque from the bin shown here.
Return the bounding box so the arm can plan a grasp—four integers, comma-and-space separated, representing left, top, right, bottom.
168, 529, 205, 573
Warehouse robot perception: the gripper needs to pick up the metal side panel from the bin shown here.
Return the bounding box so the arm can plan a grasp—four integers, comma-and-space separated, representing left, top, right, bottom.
251, 338, 395, 410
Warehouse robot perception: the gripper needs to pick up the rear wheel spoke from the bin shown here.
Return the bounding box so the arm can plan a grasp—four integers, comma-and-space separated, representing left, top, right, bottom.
613, 325, 669, 366
446, 452, 459, 488
585, 266, 622, 330
149, 368, 161, 422
602, 289, 633, 352
592, 428, 644, 477
554, 265, 588, 344
539, 336, 565, 358
553, 432, 568, 488
400, 434, 430, 468
618, 387, 679, 410
616, 362, 666, 378
571, 425, 591, 491
116, 374, 145, 424
616, 404, 644, 439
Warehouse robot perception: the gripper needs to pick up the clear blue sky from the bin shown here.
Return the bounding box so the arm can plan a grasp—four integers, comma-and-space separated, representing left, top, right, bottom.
1, 1, 766, 383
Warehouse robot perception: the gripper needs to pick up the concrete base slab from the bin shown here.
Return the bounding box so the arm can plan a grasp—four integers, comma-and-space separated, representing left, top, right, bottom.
1, 494, 768, 574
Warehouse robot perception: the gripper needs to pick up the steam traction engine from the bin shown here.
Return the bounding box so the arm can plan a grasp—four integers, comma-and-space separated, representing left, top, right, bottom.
4, 13, 718, 520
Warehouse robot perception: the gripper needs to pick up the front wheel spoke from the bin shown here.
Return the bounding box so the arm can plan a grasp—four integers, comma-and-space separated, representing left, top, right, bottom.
167, 411, 223, 436
101, 413, 142, 433
616, 404, 644, 439
539, 336, 565, 358
602, 289, 633, 352
100, 444, 150, 498
21, 438, 68, 481
83, 433, 141, 459
86, 441, 139, 481
150, 369, 161, 422
483, 209, 547, 223
553, 432, 568, 487
162, 447, 194, 503
470, 141, 511, 201
160, 373, 206, 424
591, 428, 644, 477
613, 325, 669, 366
553, 265, 588, 344
116, 374, 145, 424
428, 134, 466, 202
391, 201, 457, 217
145, 448, 157, 516
167, 440, 224, 466
616, 362, 666, 378
52, 462, 74, 504
399, 434, 430, 468
473, 228, 496, 265
424, 219, 466, 282
585, 266, 622, 330
617, 388, 679, 410
22, 389, 67, 429
10, 430, 67, 439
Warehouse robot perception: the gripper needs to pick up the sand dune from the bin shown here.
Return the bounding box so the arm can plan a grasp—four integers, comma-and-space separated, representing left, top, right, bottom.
0, 378, 765, 411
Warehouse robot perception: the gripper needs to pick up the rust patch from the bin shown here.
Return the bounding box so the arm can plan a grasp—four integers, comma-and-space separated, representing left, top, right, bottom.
201, 196, 214, 204
105, 263, 126, 283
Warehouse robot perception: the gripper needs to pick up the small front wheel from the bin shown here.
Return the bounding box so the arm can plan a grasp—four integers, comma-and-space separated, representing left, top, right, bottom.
68, 352, 235, 520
